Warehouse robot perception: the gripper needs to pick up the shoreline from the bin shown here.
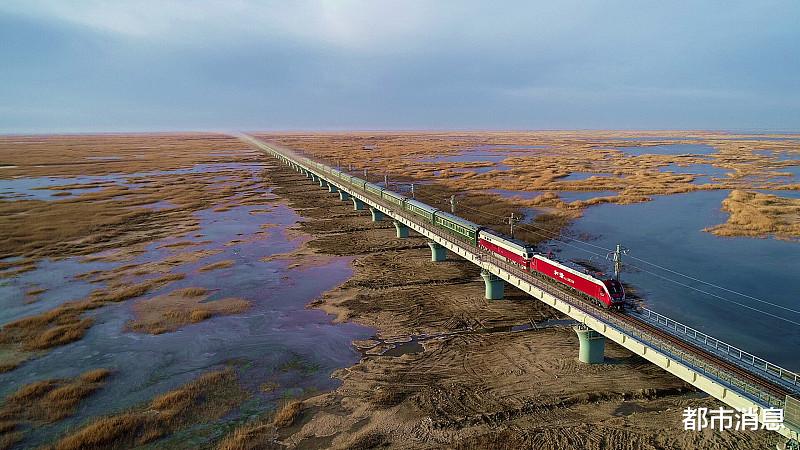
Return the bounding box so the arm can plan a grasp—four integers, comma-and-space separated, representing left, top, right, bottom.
248, 153, 780, 449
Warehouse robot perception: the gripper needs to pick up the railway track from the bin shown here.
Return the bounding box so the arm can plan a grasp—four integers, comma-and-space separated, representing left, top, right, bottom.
386, 200, 794, 407
619, 312, 792, 399
259, 137, 797, 413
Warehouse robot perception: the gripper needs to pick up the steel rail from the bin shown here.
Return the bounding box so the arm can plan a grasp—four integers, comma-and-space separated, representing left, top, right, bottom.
252, 137, 798, 411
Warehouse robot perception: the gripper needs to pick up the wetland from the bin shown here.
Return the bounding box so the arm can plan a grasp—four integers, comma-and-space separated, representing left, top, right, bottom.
1, 132, 792, 449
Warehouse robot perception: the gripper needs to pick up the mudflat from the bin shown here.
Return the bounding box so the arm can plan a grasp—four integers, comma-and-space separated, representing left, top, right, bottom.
0, 133, 783, 449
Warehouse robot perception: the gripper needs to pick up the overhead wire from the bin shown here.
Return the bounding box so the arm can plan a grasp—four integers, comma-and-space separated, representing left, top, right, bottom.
408, 187, 800, 320
354, 174, 796, 321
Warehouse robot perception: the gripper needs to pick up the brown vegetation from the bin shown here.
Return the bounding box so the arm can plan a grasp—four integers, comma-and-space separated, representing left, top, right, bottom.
707, 190, 800, 239
272, 400, 303, 428
0, 134, 266, 270
199, 259, 236, 272
212, 155, 779, 450
127, 287, 251, 334
216, 418, 280, 450
0, 273, 186, 354
0, 133, 275, 374
0, 368, 111, 447
255, 132, 799, 240
49, 368, 246, 450
25, 287, 46, 297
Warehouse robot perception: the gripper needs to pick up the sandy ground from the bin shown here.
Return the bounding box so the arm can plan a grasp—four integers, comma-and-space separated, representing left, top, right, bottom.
0, 134, 785, 449
220, 160, 780, 449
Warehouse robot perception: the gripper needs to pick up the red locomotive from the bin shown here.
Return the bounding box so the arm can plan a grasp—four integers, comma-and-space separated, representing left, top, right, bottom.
478, 229, 625, 309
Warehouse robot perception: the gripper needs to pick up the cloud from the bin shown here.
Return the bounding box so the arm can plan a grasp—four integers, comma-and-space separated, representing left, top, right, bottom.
1, 0, 798, 132
0, 0, 442, 51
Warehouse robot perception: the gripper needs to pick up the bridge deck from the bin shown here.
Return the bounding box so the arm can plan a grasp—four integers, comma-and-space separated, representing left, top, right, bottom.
243, 134, 800, 441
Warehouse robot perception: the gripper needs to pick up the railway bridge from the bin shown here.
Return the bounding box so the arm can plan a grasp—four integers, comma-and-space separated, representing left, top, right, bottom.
241, 134, 800, 446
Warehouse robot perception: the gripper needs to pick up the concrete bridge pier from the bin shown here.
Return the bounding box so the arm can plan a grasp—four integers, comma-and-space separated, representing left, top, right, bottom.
352, 198, 365, 210
480, 269, 505, 300
370, 207, 384, 222
319, 179, 328, 188
393, 221, 409, 238
310, 174, 317, 182
574, 325, 606, 364
428, 242, 447, 261
328, 184, 338, 193
339, 190, 350, 201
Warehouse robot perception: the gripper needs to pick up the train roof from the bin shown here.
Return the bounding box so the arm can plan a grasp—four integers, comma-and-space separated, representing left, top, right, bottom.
434, 210, 482, 231
364, 182, 384, 192
349, 176, 366, 185
405, 198, 438, 214
479, 228, 535, 250
382, 189, 407, 201
534, 253, 609, 282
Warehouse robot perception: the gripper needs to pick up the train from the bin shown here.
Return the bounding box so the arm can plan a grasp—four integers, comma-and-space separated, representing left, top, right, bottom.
278, 153, 625, 310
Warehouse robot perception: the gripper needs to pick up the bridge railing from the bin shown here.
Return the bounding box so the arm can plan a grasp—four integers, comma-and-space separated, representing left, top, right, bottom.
255, 138, 792, 410
633, 308, 800, 389
365, 196, 791, 408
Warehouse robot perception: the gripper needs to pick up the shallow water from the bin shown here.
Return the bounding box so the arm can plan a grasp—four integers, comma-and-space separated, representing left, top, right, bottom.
452, 165, 509, 174
558, 190, 619, 202
618, 143, 716, 156
561, 172, 614, 181
0, 199, 373, 446
658, 163, 730, 184
757, 189, 800, 200
755, 150, 800, 162
0, 162, 265, 201
769, 165, 800, 182
0, 258, 117, 326
418, 144, 551, 165
545, 190, 800, 370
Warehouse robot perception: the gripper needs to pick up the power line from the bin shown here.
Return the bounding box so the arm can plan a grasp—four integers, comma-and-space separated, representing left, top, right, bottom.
433, 191, 800, 318
282, 150, 800, 324
411, 189, 800, 320
631, 263, 800, 327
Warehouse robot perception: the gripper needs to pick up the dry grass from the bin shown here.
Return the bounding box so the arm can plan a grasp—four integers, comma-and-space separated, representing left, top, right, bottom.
255, 131, 799, 225
0, 134, 275, 372
216, 419, 279, 450
0, 349, 28, 374
272, 400, 303, 428
0, 367, 111, 447
25, 287, 46, 296
348, 431, 388, 449
706, 190, 800, 239
0, 431, 23, 450
0, 134, 264, 274
0, 273, 185, 353
127, 287, 250, 334
49, 368, 246, 450
199, 259, 236, 272
80, 368, 112, 383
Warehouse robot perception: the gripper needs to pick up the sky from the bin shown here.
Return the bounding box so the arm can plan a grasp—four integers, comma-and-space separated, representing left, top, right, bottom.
1, 0, 799, 133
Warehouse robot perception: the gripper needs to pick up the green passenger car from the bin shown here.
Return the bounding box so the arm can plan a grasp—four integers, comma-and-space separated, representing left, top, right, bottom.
348, 177, 367, 190
404, 199, 437, 223
365, 182, 384, 197
382, 190, 406, 208
433, 210, 481, 245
